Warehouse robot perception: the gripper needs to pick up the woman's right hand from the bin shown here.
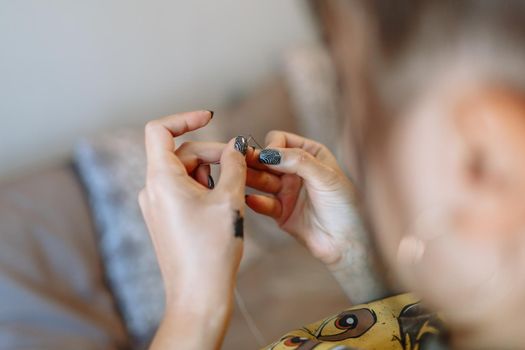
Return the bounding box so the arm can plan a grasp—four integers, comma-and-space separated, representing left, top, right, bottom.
245, 131, 386, 302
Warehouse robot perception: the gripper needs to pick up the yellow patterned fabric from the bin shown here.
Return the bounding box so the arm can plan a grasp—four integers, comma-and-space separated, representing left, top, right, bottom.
262, 294, 446, 350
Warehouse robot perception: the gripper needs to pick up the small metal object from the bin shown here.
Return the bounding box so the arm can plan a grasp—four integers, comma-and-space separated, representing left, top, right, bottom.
247, 134, 264, 149
206, 135, 264, 165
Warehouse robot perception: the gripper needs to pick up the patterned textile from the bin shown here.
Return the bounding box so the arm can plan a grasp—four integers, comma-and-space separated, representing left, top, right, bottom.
262, 294, 447, 350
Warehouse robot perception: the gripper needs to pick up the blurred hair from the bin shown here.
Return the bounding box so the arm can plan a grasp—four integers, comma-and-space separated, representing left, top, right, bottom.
311, 0, 525, 180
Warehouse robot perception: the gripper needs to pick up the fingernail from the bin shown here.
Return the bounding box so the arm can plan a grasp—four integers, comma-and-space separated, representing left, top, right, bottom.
207, 174, 215, 189
234, 135, 248, 156
259, 149, 281, 164
207, 110, 214, 119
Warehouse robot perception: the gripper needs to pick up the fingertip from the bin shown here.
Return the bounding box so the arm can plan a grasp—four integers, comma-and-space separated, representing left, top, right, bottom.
245, 195, 256, 212
233, 135, 248, 156
199, 109, 214, 126
216, 136, 248, 193
244, 194, 259, 213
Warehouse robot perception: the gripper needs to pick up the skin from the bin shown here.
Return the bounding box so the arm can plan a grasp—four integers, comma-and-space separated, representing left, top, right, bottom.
140, 111, 367, 349
141, 83, 525, 349
362, 83, 525, 349
139, 111, 246, 349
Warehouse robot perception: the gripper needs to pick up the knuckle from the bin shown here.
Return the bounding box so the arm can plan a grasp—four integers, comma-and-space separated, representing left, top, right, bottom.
144, 120, 162, 137
230, 154, 247, 169
296, 149, 312, 164
260, 173, 271, 189
137, 189, 147, 205
317, 142, 329, 154
321, 164, 343, 186
323, 164, 339, 179
176, 141, 192, 155
178, 141, 191, 150
146, 176, 166, 196
144, 120, 158, 132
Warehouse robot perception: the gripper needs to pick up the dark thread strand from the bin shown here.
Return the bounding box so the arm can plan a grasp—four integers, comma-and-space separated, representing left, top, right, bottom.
207, 174, 215, 189
247, 134, 263, 149
233, 210, 244, 239
234, 136, 248, 156
259, 149, 281, 165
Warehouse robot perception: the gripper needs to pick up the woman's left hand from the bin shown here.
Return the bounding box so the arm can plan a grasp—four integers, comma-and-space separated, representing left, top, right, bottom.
138, 110, 248, 350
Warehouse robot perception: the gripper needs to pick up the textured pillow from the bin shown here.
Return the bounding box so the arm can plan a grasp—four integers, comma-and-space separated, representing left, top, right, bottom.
75, 129, 160, 348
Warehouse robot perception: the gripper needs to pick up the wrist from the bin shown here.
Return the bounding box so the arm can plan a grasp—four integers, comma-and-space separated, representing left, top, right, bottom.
153, 287, 234, 350
164, 289, 233, 318
325, 239, 389, 304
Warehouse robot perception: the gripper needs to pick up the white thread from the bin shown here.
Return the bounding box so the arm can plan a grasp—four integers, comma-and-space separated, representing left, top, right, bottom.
234, 287, 266, 347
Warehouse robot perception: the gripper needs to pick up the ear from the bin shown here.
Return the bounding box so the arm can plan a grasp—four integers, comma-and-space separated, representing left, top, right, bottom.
452, 87, 525, 242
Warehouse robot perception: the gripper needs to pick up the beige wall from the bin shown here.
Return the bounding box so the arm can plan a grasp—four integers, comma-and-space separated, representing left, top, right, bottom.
0, 0, 317, 179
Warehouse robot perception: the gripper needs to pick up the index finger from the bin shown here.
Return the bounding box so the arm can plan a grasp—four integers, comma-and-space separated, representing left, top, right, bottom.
144, 110, 213, 173
265, 130, 322, 156
264, 130, 337, 165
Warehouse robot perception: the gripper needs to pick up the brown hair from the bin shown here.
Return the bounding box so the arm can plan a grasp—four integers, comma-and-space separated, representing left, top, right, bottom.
310, 0, 525, 185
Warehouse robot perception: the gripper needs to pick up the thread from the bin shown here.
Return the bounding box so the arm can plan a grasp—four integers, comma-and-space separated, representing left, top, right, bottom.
234, 287, 266, 347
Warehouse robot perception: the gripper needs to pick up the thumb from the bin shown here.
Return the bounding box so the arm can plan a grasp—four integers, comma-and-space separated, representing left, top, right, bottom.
258, 148, 341, 190
216, 136, 248, 205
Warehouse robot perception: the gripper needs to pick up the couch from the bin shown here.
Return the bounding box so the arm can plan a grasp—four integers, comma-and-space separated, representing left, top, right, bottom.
0, 64, 352, 349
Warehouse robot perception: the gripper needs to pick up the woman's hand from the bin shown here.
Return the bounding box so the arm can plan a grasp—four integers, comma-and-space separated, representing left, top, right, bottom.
246, 131, 386, 303
138, 111, 249, 350
245, 131, 360, 266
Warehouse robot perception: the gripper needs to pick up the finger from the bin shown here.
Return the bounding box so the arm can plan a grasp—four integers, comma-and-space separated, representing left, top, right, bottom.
265, 130, 322, 155
246, 146, 285, 175
264, 130, 338, 166
245, 194, 282, 219
194, 164, 213, 189
175, 141, 225, 173
258, 147, 341, 190
216, 136, 248, 205
145, 110, 213, 173
246, 168, 282, 194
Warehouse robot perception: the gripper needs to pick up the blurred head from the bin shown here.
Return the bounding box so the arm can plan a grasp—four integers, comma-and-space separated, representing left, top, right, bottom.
326, 0, 525, 343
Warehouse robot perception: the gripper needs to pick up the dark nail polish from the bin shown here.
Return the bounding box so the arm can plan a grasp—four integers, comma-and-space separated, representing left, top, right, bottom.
259, 149, 281, 165
234, 135, 248, 156
207, 174, 215, 189
207, 110, 214, 118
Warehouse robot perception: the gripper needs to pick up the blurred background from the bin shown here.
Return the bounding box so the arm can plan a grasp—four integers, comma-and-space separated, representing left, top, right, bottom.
0, 1, 351, 349
0, 0, 316, 179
